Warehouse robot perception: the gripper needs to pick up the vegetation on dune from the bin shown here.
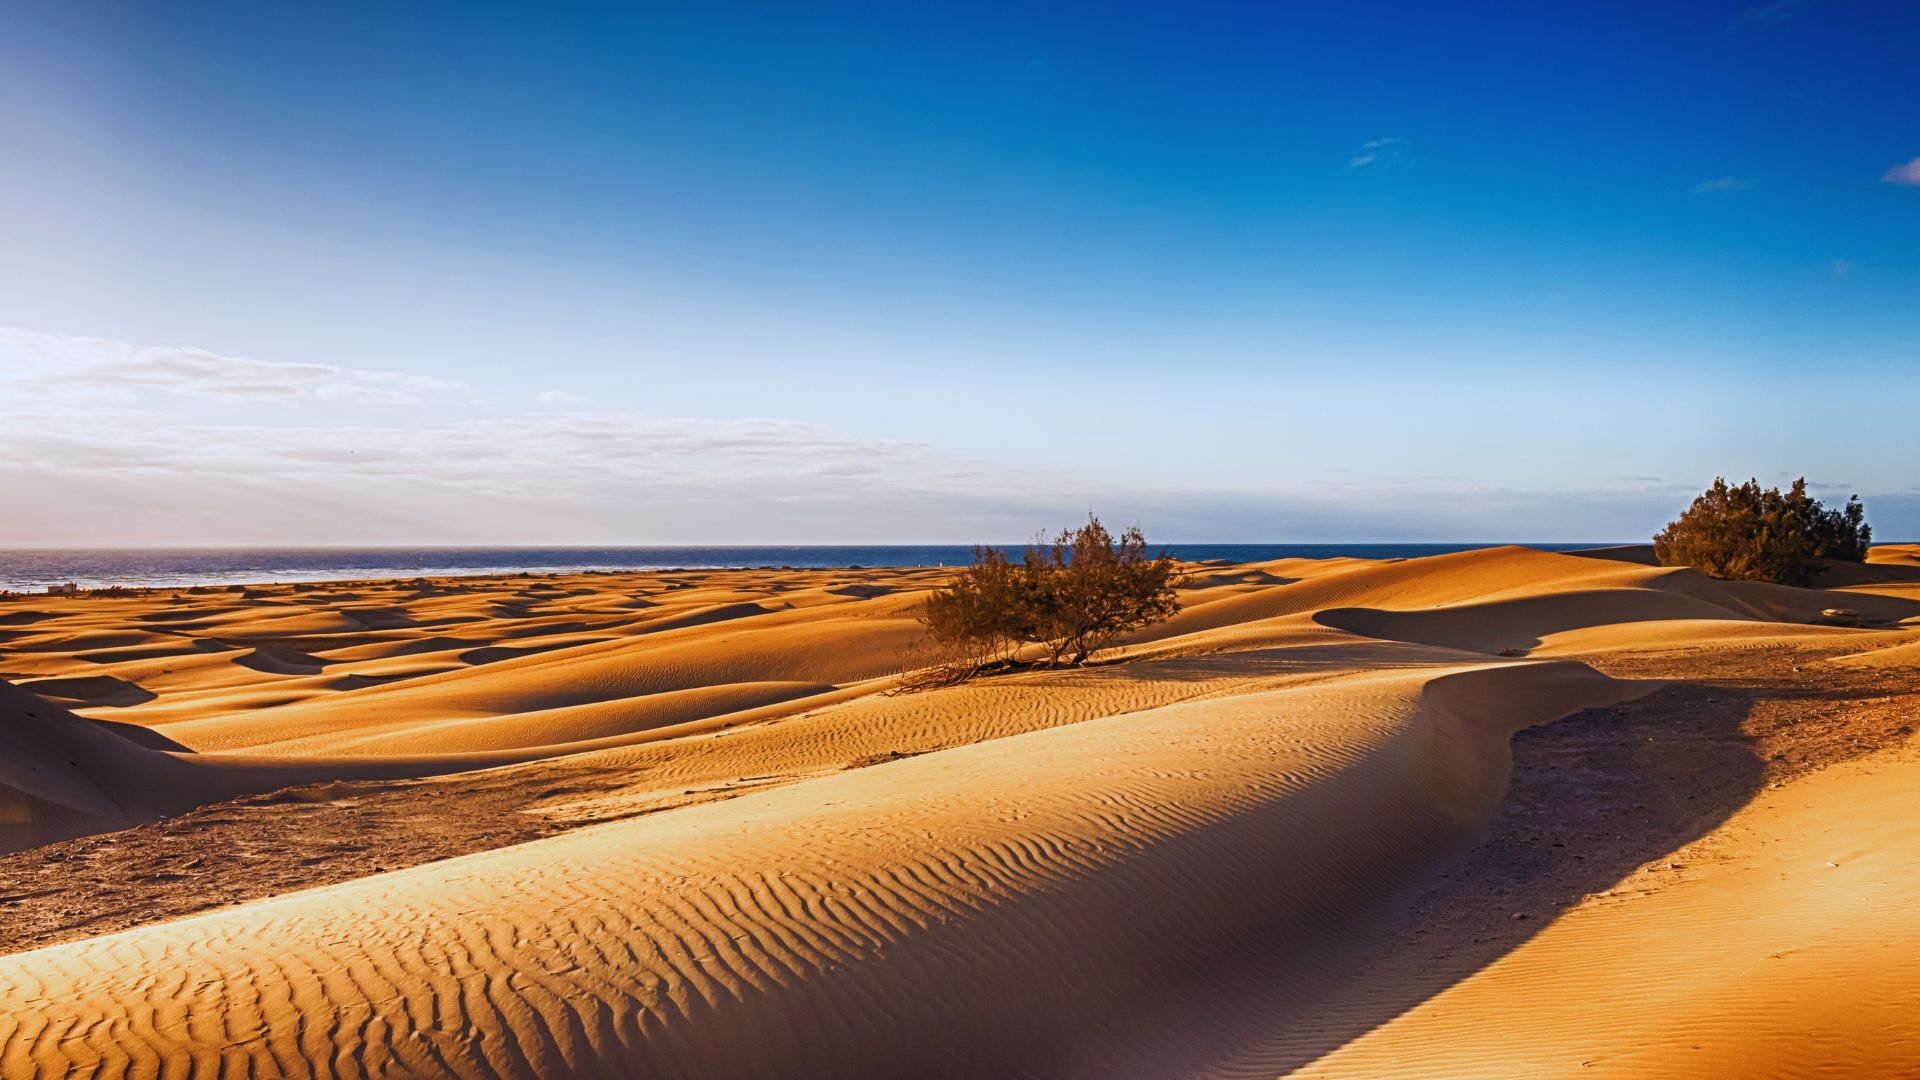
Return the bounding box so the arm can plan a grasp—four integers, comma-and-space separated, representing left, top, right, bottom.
903, 516, 1184, 689
1654, 477, 1871, 586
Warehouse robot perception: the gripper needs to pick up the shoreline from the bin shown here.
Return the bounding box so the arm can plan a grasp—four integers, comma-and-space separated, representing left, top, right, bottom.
0, 541, 1624, 595
6, 540, 1914, 598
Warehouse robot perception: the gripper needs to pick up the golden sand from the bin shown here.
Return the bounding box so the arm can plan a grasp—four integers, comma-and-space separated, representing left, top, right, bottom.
2, 546, 1917, 1076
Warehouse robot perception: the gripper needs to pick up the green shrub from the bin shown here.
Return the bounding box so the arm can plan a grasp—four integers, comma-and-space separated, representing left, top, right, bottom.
1653, 477, 1870, 586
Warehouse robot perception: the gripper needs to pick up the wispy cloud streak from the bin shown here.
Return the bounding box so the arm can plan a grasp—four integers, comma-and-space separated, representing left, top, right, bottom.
1, 329, 462, 404
1692, 175, 1751, 194
1349, 137, 1409, 169
1883, 157, 1920, 186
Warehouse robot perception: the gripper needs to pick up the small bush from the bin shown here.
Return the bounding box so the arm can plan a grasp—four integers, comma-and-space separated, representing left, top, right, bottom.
904, 544, 1030, 688
904, 516, 1183, 689
1653, 477, 1871, 586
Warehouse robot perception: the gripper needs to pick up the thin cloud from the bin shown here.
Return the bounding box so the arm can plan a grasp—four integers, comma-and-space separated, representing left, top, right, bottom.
1832, 258, 1852, 278
0, 326, 1015, 514
1882, 157, 1920, 186
1692, 175, 1751, 194
1739, 0, 1812, 23
0, 328, 463, 405
1349, 136, 1409, 169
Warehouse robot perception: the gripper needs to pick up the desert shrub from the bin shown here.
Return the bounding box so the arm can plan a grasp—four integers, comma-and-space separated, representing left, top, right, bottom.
901, 545, 1031, 689
1653, 477, 1871, 586
1022, 517, 1185, 666
903, 516, 1183, 689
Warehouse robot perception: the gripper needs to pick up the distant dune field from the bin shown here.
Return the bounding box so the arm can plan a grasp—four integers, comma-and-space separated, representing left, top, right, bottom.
3, 545, 1919, 1077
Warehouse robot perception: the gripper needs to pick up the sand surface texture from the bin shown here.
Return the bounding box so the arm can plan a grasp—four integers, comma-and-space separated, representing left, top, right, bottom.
1, 546, 1917, 1077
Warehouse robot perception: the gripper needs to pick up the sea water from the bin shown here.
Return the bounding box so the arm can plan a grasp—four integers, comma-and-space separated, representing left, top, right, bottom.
0, 544, 1608, 593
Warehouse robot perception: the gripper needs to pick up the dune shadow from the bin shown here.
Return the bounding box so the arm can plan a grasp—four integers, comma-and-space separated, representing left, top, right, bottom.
1088, 642, 1485, 686
1184, 570, 1303, 589
234, 646, 328, 675
1312, 601, 1702, 654
338, 606, 420, 630
1564, 543, 1659, 565
326, 671, 427, 691
1313, 577, 1920, 656
20, 675, 158, 708
135, 607, 242, 624
85, 715, 190, 751
1207, 678, 1770, 1075
368, 635, 490, 657
459, 639, 602, 665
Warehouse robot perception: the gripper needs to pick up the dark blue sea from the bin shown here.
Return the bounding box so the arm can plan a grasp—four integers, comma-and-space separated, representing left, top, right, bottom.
0, 544, 1606, 593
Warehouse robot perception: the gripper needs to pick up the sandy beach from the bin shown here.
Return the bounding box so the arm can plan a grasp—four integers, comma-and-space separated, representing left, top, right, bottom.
2, 544, 1916, 1076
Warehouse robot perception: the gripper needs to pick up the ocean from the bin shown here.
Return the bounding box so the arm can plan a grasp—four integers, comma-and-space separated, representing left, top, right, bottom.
0, 544, 1608, 594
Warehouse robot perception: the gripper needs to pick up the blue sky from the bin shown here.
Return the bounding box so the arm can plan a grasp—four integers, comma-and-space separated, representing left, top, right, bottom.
2, 0, 1916, 544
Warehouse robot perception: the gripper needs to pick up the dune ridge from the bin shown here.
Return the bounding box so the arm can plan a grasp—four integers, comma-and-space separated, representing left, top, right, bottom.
0, 660, 1640, 1078
1260, 747, 1920, 1080
0, 678, 584, 856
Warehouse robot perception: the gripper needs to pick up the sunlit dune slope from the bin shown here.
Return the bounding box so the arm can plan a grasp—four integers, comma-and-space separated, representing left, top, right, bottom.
0, 660, 1640, 1078
1258, 747, 1920, 1080
1869, 542, 1920, 568
148, 611, 923, 754
0, 679, 573, 855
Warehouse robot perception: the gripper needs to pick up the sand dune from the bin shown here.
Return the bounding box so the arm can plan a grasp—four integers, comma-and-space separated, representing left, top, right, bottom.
1261, 749, 1920, 1080
0, 679, 584, 855
0, 549, 1916, 1076
0, 661, 1642, 1077
252, 680, 840, 756
1869, 543, 1920, 568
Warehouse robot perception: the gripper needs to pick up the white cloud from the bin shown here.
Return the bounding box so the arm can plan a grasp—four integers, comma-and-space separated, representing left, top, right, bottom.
1349, 137, 1409, 169
0, 328, 463, 405
2, 407, 965, 501
1882, 157, 1920, 186
0, 326, 1033, 541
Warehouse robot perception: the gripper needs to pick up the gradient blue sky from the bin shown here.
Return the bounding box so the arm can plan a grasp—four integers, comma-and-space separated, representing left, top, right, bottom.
2, 0, 1916, 544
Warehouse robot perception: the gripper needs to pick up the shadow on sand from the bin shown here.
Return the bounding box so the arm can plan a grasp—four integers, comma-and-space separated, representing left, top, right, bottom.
1198, 678, 1772, 1075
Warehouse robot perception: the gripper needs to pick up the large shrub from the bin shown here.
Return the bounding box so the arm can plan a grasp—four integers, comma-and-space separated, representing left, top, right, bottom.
907, 516, 1183, 688
1653, 477, 1870, 586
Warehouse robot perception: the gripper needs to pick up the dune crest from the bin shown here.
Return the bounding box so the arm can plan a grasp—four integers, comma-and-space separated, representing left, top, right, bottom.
0, 660, 1640, 1077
